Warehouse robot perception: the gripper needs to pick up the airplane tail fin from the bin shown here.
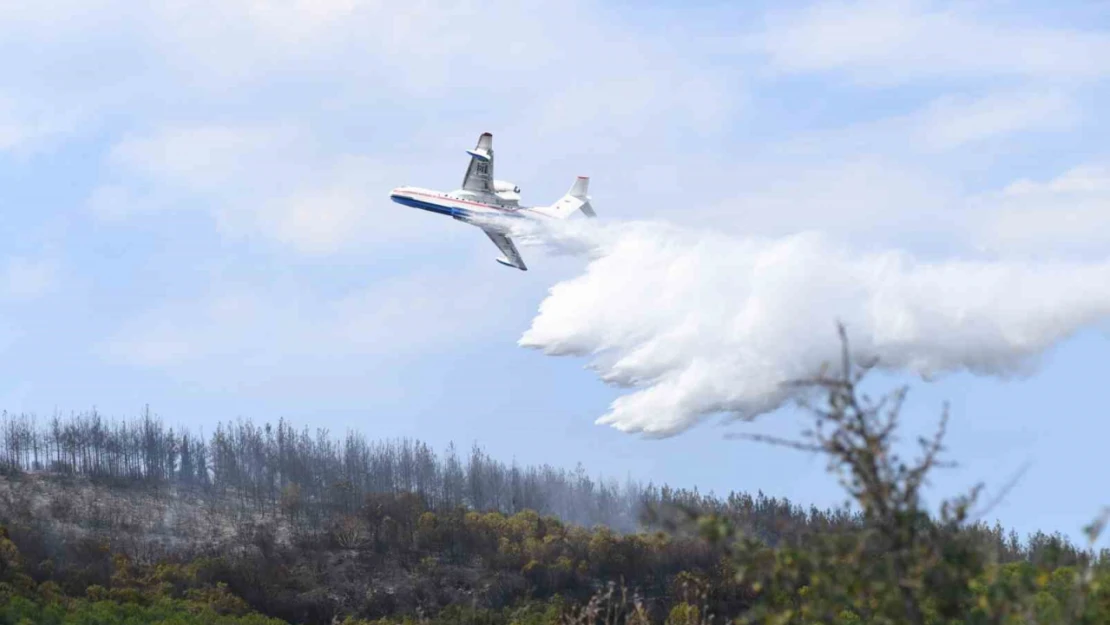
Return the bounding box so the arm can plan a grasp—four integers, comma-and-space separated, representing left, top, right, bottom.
534, 176, 596, 219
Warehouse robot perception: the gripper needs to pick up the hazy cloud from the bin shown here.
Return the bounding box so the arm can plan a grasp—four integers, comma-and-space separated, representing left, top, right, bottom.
971, 164, 1110, 257
2, 257, 58, 301
747, 0, 1110, 84
913, 90, 1079, 150
100, 263, 515, 377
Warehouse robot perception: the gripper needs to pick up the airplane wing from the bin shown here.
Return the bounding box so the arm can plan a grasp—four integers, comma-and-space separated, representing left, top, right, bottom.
483, 229, 527, 271
462, 132, 494, 193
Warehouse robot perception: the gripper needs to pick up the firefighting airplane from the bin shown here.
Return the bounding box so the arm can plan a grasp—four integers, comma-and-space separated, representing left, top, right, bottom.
389, 132, 595, 271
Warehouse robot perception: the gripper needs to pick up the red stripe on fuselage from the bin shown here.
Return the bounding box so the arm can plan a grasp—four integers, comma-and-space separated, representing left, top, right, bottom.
404, 189, 520, 213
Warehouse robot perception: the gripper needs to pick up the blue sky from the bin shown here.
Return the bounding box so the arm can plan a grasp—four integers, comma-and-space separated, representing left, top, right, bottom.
2, 0, 1109, 544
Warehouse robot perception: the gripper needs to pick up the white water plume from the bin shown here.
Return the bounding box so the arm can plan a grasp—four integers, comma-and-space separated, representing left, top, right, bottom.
500, 216, 1110, 437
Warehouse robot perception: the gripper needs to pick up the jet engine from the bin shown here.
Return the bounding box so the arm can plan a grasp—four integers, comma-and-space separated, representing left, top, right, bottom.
493, 180, 522, 205
493, 180, 520, 194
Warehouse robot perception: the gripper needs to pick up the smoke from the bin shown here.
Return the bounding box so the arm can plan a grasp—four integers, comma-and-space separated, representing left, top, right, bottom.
501, 217, 1110, 437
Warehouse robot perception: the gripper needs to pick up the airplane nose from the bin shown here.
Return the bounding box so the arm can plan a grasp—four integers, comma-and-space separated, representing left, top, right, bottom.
389, 187, 411, 207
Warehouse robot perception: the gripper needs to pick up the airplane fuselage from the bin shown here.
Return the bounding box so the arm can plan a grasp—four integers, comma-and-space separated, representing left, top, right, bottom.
389, 186, 548, 232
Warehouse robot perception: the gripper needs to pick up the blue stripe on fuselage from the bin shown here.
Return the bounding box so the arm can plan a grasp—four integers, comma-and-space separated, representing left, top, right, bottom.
390, 194, 461, 217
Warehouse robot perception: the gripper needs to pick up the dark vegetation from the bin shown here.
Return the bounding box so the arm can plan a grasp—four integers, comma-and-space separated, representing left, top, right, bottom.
2, 329, 1108, 623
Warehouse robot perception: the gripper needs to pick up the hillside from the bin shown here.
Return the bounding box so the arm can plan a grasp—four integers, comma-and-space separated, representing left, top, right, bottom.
2, 398, 1108, 623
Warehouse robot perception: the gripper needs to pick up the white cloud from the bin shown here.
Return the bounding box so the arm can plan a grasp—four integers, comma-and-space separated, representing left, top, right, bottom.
107, 124, 299, 192
683, 157, 960, 245
1004, 165, 1110, 196
913, 90, 1078, 150
0, 1, 120, 35
0, 95, 84, 154
971, 164, 1110, 256
87, 124, 450, 253
755, 87, 1083, 165
86, 185, 165, 219
121, 0, 737, 125
256, 154, 456, 255
662, 86, 1088, 248
62, 0, 742, 255
2, 257, 58, 301
0, 0, 741, 164
747, 0, 1110, 84
99, 264, 513, 376
267, 183, 373, 255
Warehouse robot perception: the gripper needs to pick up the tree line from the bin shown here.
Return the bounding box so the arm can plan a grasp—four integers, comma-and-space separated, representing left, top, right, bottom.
0, 408, 644, 530
0, 407, 1094, 569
